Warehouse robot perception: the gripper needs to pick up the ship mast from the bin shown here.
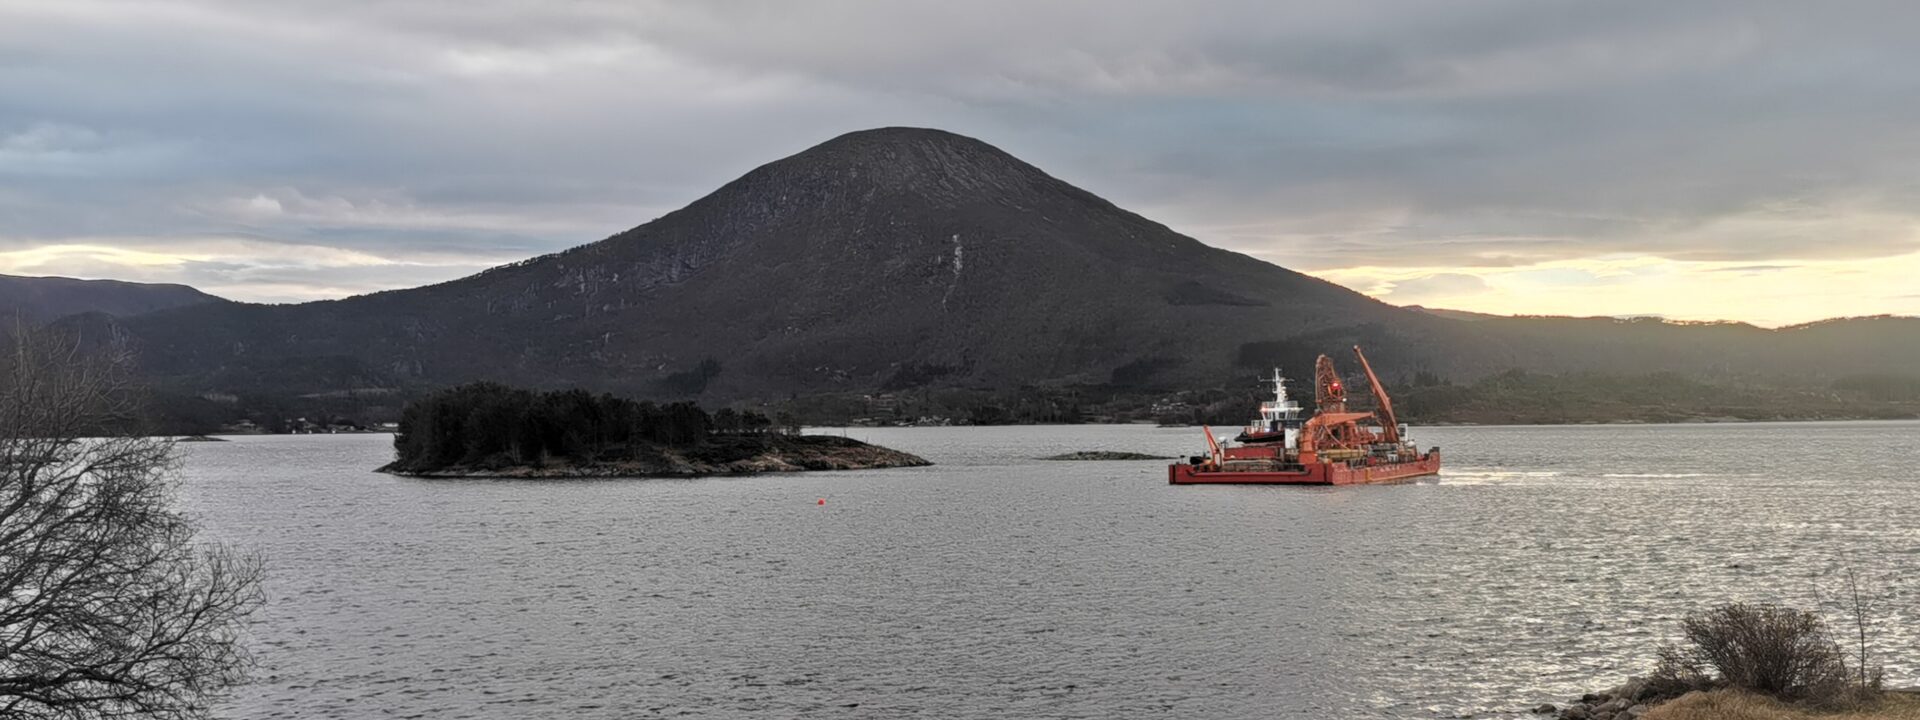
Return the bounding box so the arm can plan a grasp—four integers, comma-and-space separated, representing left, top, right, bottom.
1262, 367, 1299, 423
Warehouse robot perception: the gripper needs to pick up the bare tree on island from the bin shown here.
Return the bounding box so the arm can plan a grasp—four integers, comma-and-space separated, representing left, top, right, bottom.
0, 326, 263, 719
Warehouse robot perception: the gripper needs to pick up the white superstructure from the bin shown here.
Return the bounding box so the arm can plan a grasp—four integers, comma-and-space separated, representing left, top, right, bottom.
1246, 368, 1304, 450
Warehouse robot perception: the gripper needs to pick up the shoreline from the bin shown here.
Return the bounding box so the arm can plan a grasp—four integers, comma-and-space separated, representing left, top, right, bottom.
869, 416, 1920, 430
185, 416, 1920, 441
1539, 683, 1920, 720
1415, 414, 1920, 427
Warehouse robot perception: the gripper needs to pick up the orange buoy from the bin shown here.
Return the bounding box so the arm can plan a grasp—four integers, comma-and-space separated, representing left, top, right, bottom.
817, 498, 825, 505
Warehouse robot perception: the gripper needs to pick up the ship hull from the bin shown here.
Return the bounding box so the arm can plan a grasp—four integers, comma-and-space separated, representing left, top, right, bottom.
1168, 453, 1440, 485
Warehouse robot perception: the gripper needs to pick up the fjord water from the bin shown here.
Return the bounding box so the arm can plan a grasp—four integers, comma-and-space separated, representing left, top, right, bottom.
182, 422, 1920, 719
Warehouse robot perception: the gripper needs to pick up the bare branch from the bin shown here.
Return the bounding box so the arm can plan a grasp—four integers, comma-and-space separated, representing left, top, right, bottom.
0, 325, 263, 719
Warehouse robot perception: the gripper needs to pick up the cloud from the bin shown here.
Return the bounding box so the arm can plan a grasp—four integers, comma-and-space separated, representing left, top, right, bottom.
1380, 272, 1490, 302
0, 237, 508, 303
1, 0, 1919, 322
1322, 253, 1920, 327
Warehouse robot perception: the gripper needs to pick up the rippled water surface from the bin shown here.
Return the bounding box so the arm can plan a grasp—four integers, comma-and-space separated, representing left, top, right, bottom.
180, 422, 1920, 719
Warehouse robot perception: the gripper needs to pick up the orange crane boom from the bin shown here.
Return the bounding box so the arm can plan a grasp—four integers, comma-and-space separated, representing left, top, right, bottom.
1201, 424, 1223, 466
1352, 345, 1400, 444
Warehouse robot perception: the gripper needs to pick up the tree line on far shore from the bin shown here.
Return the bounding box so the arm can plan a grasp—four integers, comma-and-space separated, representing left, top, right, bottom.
394, 382, 801, 468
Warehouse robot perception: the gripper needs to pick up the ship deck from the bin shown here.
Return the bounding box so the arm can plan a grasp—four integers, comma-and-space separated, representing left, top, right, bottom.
1169, 453, 1440, 485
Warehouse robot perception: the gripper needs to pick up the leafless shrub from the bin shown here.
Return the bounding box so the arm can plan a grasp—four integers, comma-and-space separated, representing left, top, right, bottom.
1651, 603, 1862, 707
1840, 567, 1885, 693
0, 324, 264, 719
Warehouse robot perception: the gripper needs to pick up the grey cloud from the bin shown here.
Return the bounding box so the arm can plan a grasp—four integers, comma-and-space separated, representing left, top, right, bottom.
5, 249, 499, 304
5, 0, 1920, 300
166, 260, 504, 303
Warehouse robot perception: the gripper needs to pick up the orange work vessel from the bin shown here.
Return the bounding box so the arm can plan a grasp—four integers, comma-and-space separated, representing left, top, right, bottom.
1169, 345, 1442, 486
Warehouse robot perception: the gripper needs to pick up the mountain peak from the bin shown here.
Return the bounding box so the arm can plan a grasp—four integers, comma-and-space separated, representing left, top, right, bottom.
819, 126, 988, 148
744, 127, 1050, 204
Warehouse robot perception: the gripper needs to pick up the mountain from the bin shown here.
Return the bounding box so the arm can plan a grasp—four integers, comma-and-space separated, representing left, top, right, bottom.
0, 274, 223, 323
115, 127, 1459, 399
104, 127, 1920, 412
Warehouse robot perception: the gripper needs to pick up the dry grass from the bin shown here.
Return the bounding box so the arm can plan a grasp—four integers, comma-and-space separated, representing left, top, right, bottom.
1644, 690, 1920, 720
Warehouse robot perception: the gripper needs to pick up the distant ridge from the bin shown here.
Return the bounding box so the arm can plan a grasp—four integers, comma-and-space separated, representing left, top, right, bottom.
0, 273, 224, 323
1406, 306, 1500, 322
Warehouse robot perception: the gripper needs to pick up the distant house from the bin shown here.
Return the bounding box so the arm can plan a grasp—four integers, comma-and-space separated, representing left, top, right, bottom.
863, 393, 901, 416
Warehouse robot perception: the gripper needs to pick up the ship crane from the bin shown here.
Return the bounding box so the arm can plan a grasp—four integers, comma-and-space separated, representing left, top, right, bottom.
1313, 355, 1346, 414
1352, 345, 1401, 445
1170, 343, 1440, 485
1299, 347, 1399, 457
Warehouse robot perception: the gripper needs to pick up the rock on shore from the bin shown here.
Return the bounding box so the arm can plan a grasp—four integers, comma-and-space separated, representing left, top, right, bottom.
1538, 677, 1660, 720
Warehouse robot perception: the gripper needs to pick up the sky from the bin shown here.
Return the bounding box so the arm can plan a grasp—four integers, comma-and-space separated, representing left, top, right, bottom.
3, 0, 1918, 326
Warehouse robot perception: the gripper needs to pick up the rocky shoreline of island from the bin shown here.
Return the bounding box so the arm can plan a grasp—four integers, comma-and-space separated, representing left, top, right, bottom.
1039, 450, 1172, 461
379, 434, 929, 478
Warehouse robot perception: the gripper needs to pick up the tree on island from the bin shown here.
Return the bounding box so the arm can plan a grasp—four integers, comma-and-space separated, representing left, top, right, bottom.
391, 382, 794, 470
0, 326, 263, 719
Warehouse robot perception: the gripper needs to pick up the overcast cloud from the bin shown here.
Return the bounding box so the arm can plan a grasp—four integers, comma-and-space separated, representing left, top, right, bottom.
2, 0, 1917, 323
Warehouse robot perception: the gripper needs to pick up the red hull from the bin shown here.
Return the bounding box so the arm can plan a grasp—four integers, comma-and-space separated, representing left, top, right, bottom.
1168, 452, 1440, 485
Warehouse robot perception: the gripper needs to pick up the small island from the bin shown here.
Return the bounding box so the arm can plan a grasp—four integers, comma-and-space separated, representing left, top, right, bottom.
1040, 451, 1172, 461
378, 383, 929, 477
